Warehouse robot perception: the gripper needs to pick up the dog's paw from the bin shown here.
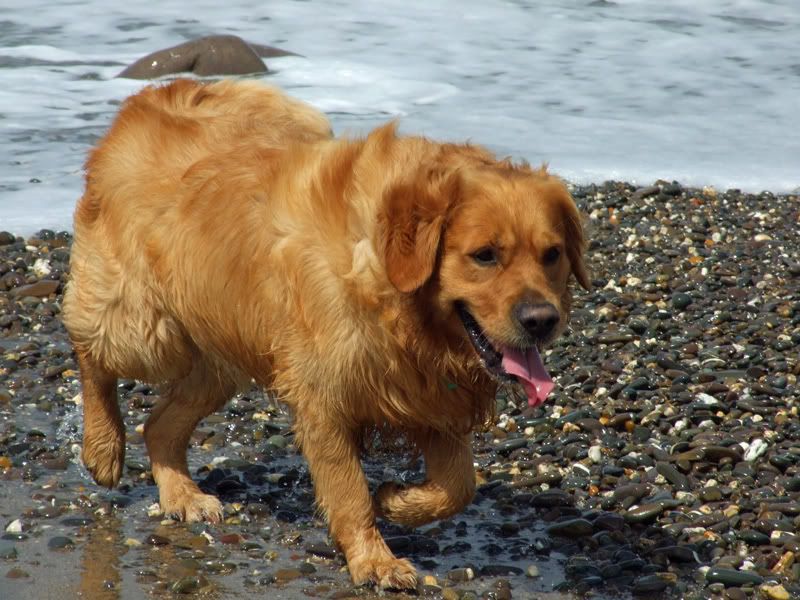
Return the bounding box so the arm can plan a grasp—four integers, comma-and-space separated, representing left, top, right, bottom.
349, 555, 417, 589
160, 486, 223, 523
82, 431, 125, 488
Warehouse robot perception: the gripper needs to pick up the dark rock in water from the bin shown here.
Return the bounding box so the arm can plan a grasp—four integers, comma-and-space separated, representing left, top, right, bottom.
624, 502, 670, 523
246, 502, 270, 517
117, 35, 298, 79
145, 534, 170, 546
171, 575, 209, 594
60, 516, 94, 527
447, 567, 475, 583
671, 293, 692, 310
661, 182, 683, 196
0, 544, 17, 559
736, 529, 770, 545
698, 487, 723, 502
47, 536, 75, 551
496, 437, 528, 455
531, 489, 574, 507
705, 567, 764, 586
650, 545, 698, 562
546, 518, 593, 538
479, 564, 524, 577
305, 542, 338, 559
592, 512, 625, 531
631, 185, 660, 200
656, 462, 690, 491
499, 522, 520, 537
631, 573, 676, 594
0, 232, 15, 245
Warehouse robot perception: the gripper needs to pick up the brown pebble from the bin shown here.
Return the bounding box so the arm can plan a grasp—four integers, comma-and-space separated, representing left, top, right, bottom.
9, 280, 59, 298
6, 567, 30, 579
220, 533, 242, 545
273, 568, 302, 583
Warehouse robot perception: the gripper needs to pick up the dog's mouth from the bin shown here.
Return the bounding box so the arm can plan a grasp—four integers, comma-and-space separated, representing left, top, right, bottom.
455, 302, 554, 407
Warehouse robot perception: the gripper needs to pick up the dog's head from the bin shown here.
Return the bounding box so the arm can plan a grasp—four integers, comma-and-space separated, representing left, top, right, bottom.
380, 152, 589, 406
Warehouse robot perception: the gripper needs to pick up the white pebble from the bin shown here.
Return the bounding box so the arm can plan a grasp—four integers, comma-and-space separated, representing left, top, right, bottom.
572, 463, 590, 475
673, 418, 688, 432
695, 393, 719, 405
744, 438, 768, 462
32, 258, 51, 277
588, 446, 602, 464
5, 519, 23, 533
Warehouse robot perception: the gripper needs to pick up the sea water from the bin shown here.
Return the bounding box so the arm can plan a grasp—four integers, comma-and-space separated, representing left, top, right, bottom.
1, 0, 798, 234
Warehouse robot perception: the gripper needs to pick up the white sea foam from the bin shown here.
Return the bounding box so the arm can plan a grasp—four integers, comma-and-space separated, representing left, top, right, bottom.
1, 0, 798, 234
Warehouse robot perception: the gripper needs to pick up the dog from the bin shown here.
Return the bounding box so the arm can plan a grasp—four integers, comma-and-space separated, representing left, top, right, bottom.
62, 78, 589, 588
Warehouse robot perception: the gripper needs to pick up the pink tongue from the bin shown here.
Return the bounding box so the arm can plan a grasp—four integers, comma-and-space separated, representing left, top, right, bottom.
500, 346, 554, 407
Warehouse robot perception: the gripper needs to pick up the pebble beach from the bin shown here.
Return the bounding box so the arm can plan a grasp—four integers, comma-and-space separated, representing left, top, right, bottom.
1, 181, 798, 599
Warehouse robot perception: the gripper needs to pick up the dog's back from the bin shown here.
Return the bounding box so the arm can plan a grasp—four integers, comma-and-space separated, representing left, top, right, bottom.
63, 80, 332, 381
77, 79, 331, 227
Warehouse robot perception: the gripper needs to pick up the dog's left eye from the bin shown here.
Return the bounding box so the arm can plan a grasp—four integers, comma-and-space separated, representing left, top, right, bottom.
543, 246, 561, 265
471, 247, 498, 266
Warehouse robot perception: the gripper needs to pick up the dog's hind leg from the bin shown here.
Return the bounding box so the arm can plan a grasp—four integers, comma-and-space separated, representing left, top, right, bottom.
375, 431, 475, 527
76, 347, 125, 488
143, 359, 237, 523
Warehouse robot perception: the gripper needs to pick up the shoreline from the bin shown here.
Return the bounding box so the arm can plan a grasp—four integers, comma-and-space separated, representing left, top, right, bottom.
1, 180, 799, 599
2, 179, 799, 241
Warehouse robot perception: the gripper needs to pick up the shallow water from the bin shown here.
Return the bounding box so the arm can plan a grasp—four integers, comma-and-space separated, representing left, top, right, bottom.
2, 0, 800, 234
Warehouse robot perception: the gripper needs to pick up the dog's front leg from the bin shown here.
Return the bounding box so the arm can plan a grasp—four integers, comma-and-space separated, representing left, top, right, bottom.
294, 406, 417, 589
375, 431, 475, 527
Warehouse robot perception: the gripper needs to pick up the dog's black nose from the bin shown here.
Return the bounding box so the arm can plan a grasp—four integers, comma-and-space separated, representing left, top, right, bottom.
516, 302, 560, 340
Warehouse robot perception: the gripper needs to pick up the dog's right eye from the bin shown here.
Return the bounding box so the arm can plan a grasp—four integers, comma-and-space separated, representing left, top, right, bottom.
471, 247, 498, 266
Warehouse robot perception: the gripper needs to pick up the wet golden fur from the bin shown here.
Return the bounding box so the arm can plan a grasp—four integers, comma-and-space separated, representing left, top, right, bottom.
62, 79, 588, 588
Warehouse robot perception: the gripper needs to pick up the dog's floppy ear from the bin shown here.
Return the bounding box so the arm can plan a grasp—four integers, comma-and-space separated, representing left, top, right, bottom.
381, 168, 460, 293
561, 192, 591, 290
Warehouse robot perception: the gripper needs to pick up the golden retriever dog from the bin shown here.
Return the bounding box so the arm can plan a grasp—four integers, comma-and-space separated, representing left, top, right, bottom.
62, 78, 589, 588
